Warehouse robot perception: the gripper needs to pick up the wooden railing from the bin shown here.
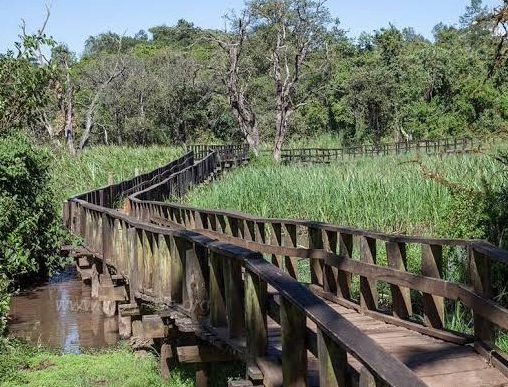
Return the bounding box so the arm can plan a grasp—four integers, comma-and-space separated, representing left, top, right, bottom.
64, 150, 430, 386
135, 200, 508, 358
258, 137, 487, 163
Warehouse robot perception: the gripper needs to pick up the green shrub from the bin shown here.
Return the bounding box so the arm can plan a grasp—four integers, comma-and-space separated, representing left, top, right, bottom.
0, 133, 65, 278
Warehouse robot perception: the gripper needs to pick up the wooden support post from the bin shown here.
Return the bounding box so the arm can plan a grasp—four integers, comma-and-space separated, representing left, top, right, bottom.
317, 327, 347, 387
421, 244, 444, 329
386, 242, 412, 319
308, 226, 324, 286
210, 252, 227, 327
118, 314, 132, 339
360, 236, 377, 311
323, 230, 338, 295
245, 269, 267, 359
160, 343, 174, 380
280, 297, 307, 387
469, 247, 494, 342
195, 362, 210, 387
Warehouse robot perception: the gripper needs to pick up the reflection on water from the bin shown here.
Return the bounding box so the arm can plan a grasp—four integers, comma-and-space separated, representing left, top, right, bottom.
7, 265, 118, 353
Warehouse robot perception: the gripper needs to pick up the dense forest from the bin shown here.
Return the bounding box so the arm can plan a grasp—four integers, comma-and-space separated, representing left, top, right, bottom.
1, 0, 508, 160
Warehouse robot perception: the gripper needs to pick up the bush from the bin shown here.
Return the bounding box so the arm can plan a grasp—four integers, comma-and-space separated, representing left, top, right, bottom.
0, 133, 65, 333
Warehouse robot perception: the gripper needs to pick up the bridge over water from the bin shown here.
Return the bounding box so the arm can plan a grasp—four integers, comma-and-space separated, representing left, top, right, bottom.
63, 140, 508, 387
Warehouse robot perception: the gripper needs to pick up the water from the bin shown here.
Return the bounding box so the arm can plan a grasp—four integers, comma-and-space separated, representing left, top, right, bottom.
7, 265, 119, 353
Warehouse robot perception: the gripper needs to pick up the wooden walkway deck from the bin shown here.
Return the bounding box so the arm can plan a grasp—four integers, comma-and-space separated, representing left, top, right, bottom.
261, 299, 507, 387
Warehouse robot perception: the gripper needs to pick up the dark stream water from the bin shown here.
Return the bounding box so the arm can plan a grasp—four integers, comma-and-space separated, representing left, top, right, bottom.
7, 265, 119, 353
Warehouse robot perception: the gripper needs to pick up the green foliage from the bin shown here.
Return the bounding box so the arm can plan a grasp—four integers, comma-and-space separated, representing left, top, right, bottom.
0, 134, 65, 279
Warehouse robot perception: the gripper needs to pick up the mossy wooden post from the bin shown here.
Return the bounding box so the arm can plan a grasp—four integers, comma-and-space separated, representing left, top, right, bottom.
171, 236, 186, 304
422, 244, 444, 329
386, 242, 412, 319
186, 243, 208, 319
360, 236, 377, 311
271, 222, 283, 269
280, 297, 307, 387
337, 232, 353, 299
317, 328, 347, 387
210, 251, 227, 327
469, 247, 494, 342
224, 257, 245, 338
245, 269, 267, 359
308, 226, 324, 287
283, 223, 298, 280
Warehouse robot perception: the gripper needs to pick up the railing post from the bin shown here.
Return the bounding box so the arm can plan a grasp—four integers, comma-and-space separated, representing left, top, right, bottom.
283, 223, 298, 280
422, 244, 444, 329
245, 269, 267, 358
224, 256, 245, 338
280, 296, 307, 387
170, 235, 184, 303
360, 236, 377, 311
309, 226, 324, 286
317, 328, 347, 387
469, 246, 494, 342
386, 241, 412, 319
337, 232, 353, 299
271, 223, 284, 269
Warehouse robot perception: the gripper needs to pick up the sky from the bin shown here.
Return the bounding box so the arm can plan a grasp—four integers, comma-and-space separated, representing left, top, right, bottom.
0, 0, 501, 56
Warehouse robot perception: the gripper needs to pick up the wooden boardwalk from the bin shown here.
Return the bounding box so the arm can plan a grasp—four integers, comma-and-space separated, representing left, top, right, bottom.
63, 143, 508, 386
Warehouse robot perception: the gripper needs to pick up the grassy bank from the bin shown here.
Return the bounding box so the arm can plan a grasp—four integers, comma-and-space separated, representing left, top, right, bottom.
50, 145, 184, 206
0, 341, 192, 387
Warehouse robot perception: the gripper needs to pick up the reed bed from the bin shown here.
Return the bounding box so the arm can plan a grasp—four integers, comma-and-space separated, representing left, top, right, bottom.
183, 153, 503, 237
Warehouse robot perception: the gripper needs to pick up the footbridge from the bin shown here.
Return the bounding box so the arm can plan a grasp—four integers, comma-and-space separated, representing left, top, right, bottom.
63, 142, 508, 386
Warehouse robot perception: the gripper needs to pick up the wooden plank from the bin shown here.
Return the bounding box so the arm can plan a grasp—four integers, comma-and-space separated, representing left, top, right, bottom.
280, 296, 307, 387
386, 242, 412, 320
421, 244, 444, 329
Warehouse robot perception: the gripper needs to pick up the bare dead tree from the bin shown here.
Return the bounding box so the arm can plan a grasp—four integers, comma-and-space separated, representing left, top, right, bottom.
205, 11, 260, 155
251, 0, 331, 161
79, 37, 127, 151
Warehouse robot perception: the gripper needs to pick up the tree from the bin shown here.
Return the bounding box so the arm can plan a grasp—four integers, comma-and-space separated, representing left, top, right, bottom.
249, 0, 334, 160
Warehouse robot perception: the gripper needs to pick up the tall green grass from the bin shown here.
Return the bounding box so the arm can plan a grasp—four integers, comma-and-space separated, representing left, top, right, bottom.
50, 145, 184, 207
184, 153, 503, 237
